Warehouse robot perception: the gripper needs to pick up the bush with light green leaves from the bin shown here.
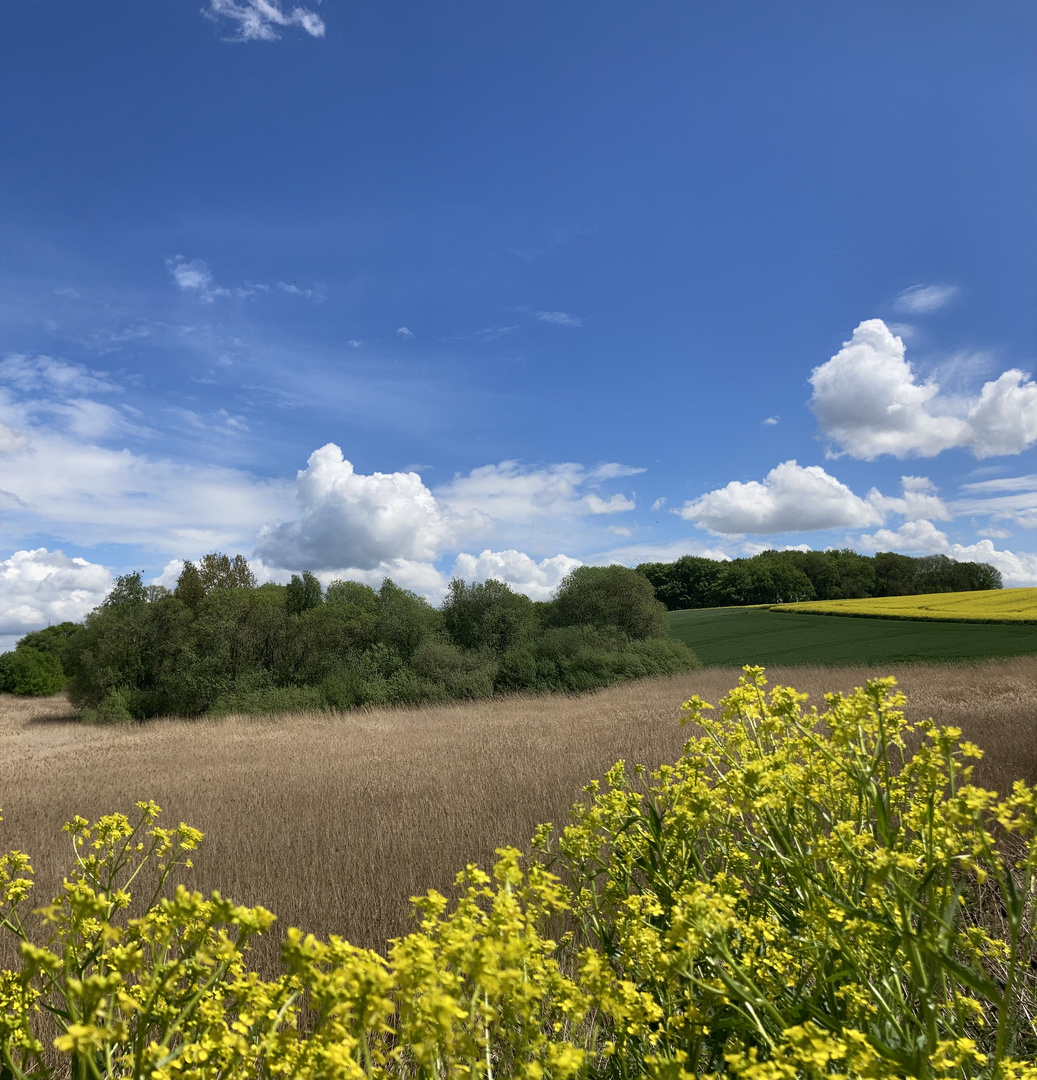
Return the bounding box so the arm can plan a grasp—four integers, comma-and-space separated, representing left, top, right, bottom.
2, 669, 1036, 1078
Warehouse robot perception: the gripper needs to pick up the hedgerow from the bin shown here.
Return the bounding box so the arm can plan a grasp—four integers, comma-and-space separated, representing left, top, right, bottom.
2, 669, 1035, 1078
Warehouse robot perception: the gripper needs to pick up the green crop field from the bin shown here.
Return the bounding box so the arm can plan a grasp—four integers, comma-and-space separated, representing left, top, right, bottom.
772, 586, 1037, 623
667, 605, 1037, 667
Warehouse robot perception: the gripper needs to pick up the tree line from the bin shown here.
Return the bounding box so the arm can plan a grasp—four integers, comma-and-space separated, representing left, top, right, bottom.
635, 548, 1002, 611
0, 554, 696, 718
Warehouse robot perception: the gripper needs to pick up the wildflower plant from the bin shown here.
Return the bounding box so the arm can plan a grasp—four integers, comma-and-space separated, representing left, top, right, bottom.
1, 668, 1035, 1078
537, 667, 1037, 1078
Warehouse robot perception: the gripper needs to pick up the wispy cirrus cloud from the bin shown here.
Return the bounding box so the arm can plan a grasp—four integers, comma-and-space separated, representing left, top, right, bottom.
893, 283, 959, 314
0, 353, 120, 396
531, 309, 582, 327
167, 256, 322, 304
447, 325, 520, 344
203, 0, 325, 42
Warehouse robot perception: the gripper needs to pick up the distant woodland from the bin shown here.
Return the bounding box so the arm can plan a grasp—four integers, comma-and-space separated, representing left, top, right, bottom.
636, 549, 1002, 610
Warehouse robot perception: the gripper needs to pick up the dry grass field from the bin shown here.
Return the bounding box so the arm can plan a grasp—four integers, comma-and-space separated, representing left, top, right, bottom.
2, 658, 1035, 973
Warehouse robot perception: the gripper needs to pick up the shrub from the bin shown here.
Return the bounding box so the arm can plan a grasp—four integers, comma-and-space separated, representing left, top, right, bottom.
78, 685, 134, 723
409, 637, 498, 700
443, 578, 538, 655
209, 682, 327, 717
0, 647, 65, 696
2, 672, 1037, 1077
552, 564, 669, 639
14, 622, 81, 672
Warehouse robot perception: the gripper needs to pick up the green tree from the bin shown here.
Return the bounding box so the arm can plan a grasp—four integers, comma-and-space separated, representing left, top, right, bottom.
442, 578, 537, 655
286, 571, 324, 615
825, 548, 878, 598
174, 560, 206, 608
710, 561, 776, 606
873, 551, 917, 596
0, 647, 66, 695
16, 621, 82, 671
958, 560, 1003, 591
375, 579, 443, 660
66, 596, 198, 719
551, 565, 668, 640
752, 552, 816, 603
198, 552, 256, 592
102, 572, 148, 607
637, 555, 725, 610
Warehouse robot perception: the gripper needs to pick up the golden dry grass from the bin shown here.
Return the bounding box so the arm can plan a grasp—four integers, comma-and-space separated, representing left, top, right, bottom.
773, 586, 1037, 622
1, 658, 1035, 971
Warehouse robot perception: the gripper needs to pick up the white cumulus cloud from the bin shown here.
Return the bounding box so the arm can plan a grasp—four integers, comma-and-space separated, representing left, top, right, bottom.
965, 369, 1037, 457
204, 0, 325, 41
450, 550, 581, 601
256, 444, 450, 571
584, 493, 636, 515
810, 319, 1037, 460
866, 475, 952, 522
168, 256, 217, 297
0, 549, 112, 649
677, 460, 883, 535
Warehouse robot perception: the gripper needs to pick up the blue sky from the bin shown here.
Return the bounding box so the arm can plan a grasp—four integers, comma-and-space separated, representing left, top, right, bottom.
1, 0, 1035, 644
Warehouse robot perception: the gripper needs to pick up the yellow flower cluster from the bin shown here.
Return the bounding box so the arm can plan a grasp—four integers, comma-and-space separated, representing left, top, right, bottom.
2, 668, 1036, 1078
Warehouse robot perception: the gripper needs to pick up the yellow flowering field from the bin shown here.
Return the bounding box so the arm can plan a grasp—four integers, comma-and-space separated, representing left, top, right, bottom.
2, 668, 1036, 1078
772, 587, 1037, 623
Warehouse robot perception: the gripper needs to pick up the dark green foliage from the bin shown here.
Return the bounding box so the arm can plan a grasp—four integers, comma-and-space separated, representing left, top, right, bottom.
174, 561, 205, 608
375, 579, 443, 660
16, 621, 81, 671
636, 556, 725, 611
442, 578, 537, 655
875, 551, 1003, 595
63, 554, 699, 721
198, 552, 257, 592
667, 606, 1037, 667
552, 565, 669, 639
286, 570, 324, 614
0, 647, 66, 695
711, 558, 815, 606
639, 549, 1002, 610
528, 625, 698, 693
103, 572, 148, 607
